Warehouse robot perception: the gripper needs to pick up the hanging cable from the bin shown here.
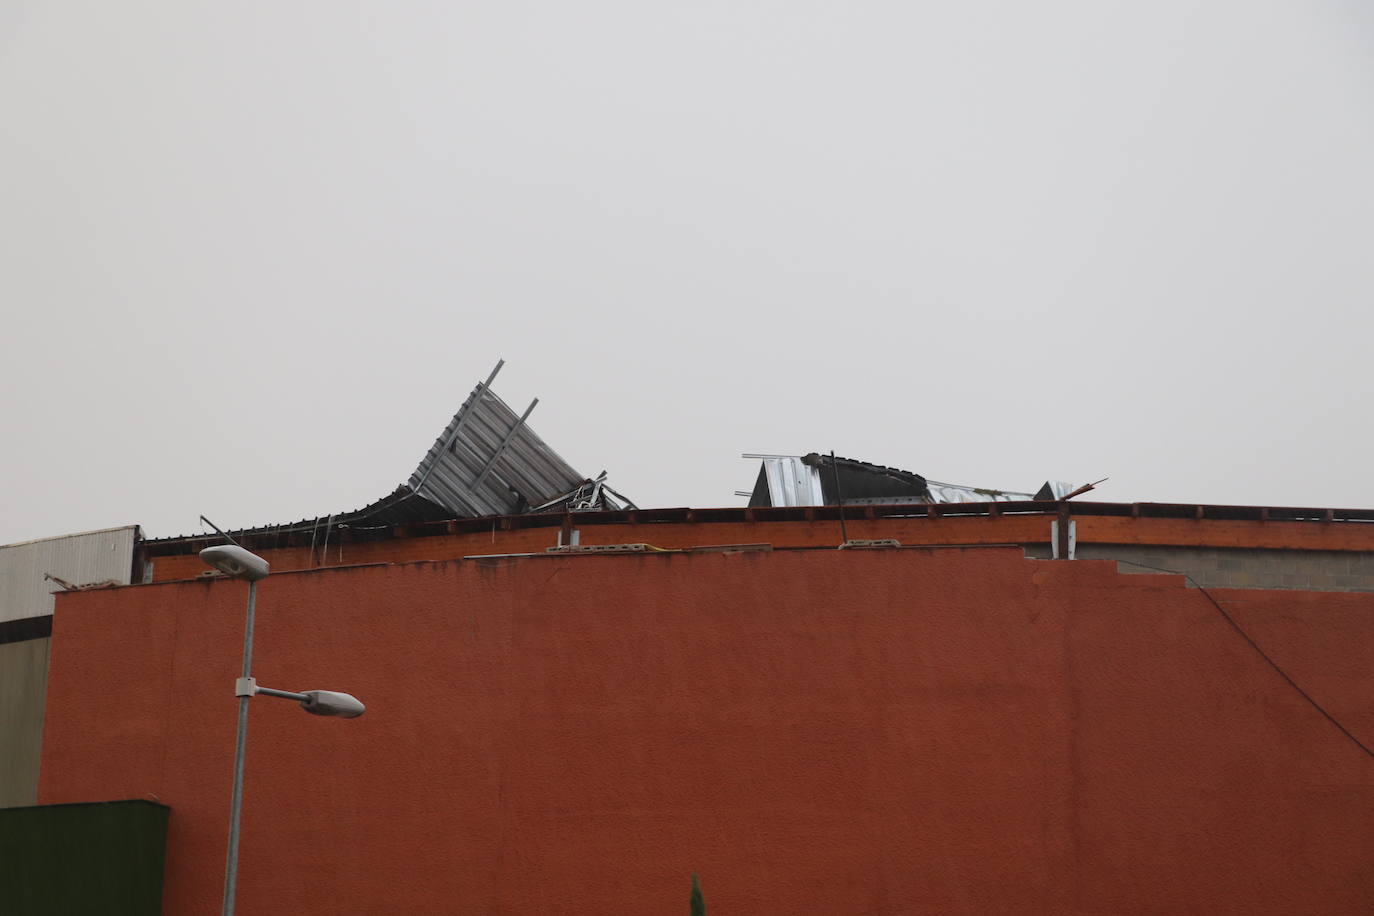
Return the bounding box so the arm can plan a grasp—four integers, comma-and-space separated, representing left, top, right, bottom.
1114, 559, 1374, 762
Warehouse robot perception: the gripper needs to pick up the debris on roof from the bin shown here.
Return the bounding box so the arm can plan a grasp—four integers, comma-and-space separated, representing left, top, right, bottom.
43, 573, 123, 591
743, 453, 1089, 508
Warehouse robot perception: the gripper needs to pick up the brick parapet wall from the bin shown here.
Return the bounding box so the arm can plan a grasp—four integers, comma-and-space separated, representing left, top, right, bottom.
143, 511, 1374, 592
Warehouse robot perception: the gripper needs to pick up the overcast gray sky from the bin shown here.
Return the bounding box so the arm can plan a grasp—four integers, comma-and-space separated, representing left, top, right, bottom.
2, 1, 1372, 544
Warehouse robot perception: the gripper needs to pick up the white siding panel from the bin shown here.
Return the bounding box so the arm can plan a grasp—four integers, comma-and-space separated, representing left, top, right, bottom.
0, 526, 138, 622
759, 457, 826, 507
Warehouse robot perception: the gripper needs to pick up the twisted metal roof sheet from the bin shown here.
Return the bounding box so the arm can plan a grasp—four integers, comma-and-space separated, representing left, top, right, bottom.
407, 364, 591, 517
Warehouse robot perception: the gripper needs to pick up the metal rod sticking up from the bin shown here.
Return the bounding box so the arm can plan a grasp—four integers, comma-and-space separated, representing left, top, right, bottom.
201, 515, 242, 547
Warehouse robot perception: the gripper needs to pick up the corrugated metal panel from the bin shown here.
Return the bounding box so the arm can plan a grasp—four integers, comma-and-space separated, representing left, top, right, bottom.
925, 480, 1036, 503
408, 382, 588, 518
0, 526, 138, 623
746, 454, 1066, 508
742, 456, 826, 508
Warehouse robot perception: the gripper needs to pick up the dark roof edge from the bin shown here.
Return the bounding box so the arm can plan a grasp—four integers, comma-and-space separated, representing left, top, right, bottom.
139, 500, 1374, 557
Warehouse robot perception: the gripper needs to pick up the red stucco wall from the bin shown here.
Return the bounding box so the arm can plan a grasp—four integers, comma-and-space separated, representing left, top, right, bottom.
41, 548, 1374, 914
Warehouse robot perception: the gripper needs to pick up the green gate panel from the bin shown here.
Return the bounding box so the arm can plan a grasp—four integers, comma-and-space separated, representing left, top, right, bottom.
0, 799, 170, 915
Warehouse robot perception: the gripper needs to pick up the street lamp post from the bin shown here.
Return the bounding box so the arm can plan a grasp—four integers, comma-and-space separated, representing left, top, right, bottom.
200, 544, 365, 916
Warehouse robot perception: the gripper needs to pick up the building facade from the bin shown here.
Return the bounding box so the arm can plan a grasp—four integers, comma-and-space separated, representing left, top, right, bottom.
0, 526, 138, 807
39, 528, 1374, 914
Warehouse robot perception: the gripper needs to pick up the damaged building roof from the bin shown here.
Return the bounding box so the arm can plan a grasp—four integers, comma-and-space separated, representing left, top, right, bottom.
745, 453, 1082, 508
150, 361, 633, 543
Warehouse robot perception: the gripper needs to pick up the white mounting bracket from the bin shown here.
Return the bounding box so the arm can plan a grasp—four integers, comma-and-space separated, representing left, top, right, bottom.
1050, 520, 1077, 559
234, 677, 258, 697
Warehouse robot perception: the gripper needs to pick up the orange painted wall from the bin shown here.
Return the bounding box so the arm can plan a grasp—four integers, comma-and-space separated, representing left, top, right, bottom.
42, 548, 1374, 914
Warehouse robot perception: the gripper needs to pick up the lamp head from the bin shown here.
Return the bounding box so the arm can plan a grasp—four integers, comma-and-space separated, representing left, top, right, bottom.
199, 545, 270, 582
299, 690, 366, 718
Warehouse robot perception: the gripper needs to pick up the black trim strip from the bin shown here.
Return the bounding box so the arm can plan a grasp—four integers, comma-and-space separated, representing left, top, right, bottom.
0, 615, 53, 645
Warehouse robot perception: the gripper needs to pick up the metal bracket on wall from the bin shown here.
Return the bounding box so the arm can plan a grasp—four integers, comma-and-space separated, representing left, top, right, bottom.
545, 543, 668, 555
687, 543, 773, 555
839, 539, 902, 550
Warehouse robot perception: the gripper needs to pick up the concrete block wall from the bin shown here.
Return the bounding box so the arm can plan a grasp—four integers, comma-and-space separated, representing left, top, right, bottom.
1023, 543, 1374, 593
0, 638, 51, 807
